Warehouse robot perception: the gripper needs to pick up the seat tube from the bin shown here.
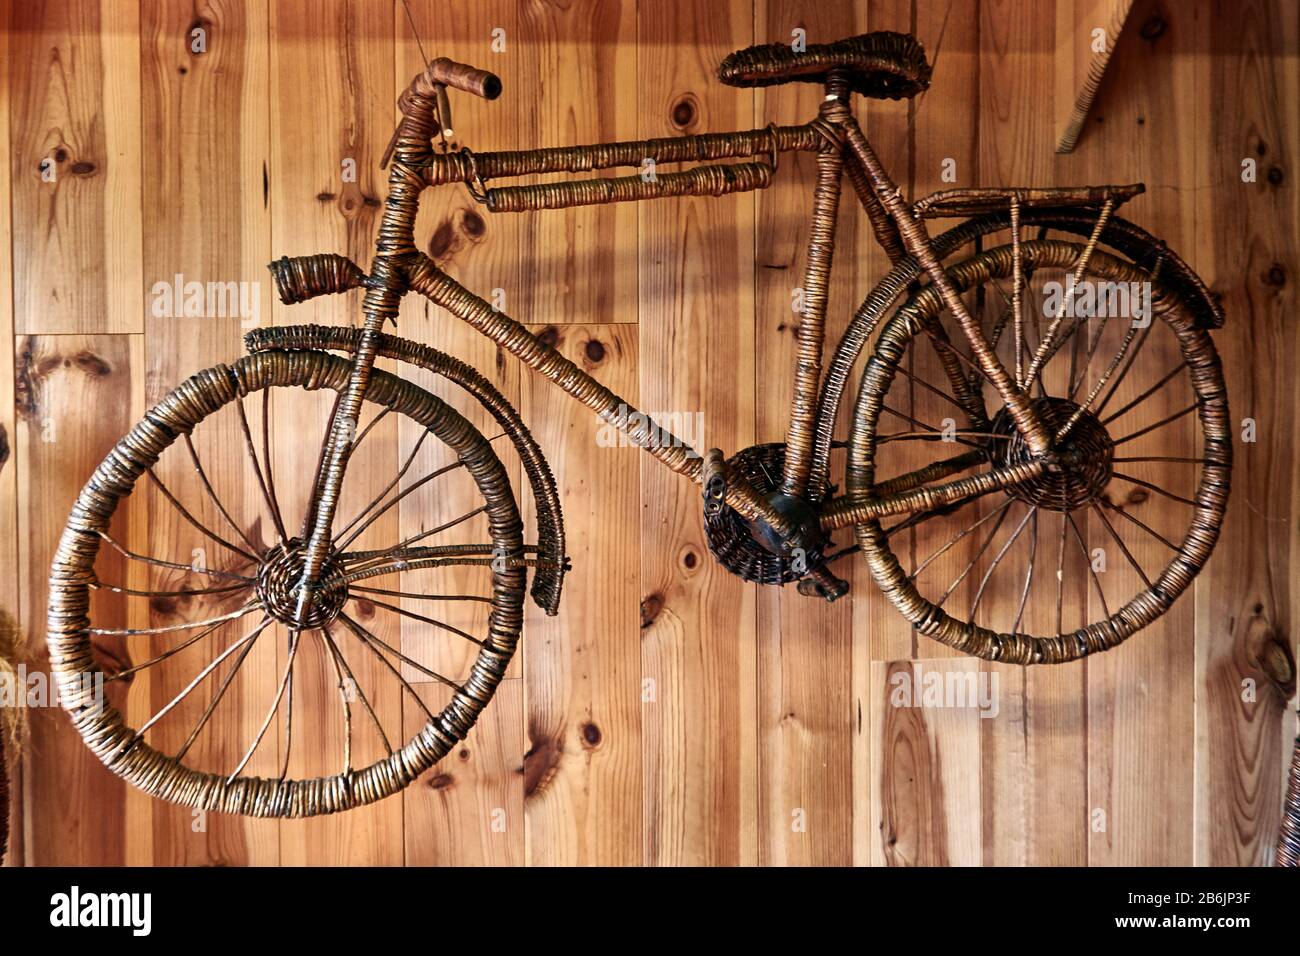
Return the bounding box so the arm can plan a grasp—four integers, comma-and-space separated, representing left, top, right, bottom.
781, 132, 845, 498
829, 108, 1051, 457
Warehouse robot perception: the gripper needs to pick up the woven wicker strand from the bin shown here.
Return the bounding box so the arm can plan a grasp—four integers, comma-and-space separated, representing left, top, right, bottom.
1277, 733, 1300, 866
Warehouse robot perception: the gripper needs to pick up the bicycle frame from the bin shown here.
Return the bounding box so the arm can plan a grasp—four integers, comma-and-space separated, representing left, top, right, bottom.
285, 65, 1072, 620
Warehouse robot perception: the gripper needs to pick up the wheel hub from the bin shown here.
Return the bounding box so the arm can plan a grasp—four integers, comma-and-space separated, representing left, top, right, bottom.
993, 397, 1114, 512
256, 538, 348, 628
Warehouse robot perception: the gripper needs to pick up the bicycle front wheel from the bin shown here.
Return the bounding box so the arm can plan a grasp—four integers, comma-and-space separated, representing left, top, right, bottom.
48, 348, 525, 817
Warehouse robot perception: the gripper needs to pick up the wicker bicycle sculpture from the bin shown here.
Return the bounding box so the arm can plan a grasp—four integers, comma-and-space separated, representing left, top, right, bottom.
49, 34, 1233, 818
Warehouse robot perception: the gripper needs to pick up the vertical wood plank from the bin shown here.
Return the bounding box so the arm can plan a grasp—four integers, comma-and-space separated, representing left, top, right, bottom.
1062, 0, 1198, 867
269, 0, 404, 866
522, 324, 643, 866
0, 0, 21, 868
978, 0, 1089, 866
517, 0, 638, 324
1194, 0, 1299, 867
137, 0, 277, 867
17, 334, 142, 865
638, 0, 758, 867
398, 0, 528, 866
752, 0, 864, 868
9, 0, 141, 335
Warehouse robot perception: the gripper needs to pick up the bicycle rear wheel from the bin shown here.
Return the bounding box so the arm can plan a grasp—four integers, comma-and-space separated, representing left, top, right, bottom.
849, 238, 1230, 663
48, 349, 525, 816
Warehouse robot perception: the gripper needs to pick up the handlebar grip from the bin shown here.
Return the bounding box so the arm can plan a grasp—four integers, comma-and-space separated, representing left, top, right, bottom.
425, 57, 502, 100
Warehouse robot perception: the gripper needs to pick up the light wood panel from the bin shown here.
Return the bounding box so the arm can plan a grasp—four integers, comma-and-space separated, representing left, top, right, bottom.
638, 0, 759, 867
522, 324, 642, 866
1193, 0, 1299, 867
269, 0, 404, 867
0, 0, 20, 868
9, 0, 141, 336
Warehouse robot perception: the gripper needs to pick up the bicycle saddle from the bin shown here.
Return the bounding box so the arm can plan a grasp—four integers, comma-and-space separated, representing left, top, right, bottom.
718, 31, 931, 100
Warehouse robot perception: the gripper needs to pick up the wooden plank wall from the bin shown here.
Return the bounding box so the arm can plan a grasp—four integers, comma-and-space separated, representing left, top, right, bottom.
2, 0, 1296, 866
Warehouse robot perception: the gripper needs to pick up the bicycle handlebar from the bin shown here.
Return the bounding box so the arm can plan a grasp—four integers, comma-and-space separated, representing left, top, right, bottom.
423, 57, 502, 100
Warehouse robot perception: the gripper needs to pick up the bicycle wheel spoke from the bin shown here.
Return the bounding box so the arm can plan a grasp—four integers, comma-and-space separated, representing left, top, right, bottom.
226, 627, 301, 783
88, 602, 263, 637
1093, 321, 1154, 417
350, 505, 489, 566
183, 433, 262, 556
1111, 402, 1199, 446
336, 613, 437, 724
90, 579, 251, 599
338, 611, 462, 693
320, 623, 392, 757
880, 405, 984, 450
280, 633, 295, 782
1054, 498, 1068, 634
350, 584, 492, 605
1112, 455, 1207, 464
1058, 320, 1141, 440
235, 396, 288, 545
335, 427, 431, 541
1099, 497, 1180, 551
175, 619, 270, 761
300, 389, 345, 539
1011, 508, 1039, 635
1091, 501, 1152, 588
1100, 362, 1184, 426
910, 496, 1015, 581
969, 503, 1035, 620
95, 531, 254, 582
104, 602, 262, 684
261, 388, 288, 549
318, 625, 353, 774
146, 469, 259, 563
335, 454, 462, 551
1112, 471, 1196, 506
876, 430, 1011, 444
935, 502, 1013, 608
892, 361, 969, 411
356, 595, 485, 647
351, 405, 392, 456
1023, 198, 1114, 387
132, 616, 272, 744
1066, 512, 1110, 621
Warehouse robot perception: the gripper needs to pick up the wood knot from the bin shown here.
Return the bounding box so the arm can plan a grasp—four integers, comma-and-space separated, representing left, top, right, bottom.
580, 722, 602, 748
537, 325, 561, 349
670, 94, 698, 131
1139, 14, 1166, 41
426, 771, 454, 790
640, 592, 664, 629
584, 339, 606, 364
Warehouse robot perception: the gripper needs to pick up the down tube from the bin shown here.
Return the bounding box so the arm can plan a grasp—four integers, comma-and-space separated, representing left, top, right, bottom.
403, 253, 789, 534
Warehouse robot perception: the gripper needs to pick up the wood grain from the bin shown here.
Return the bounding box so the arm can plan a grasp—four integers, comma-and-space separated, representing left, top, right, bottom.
521, 324, 643, 866
9, 0, 141, 335
1192, 0, 1299, 867
638, 0, 758, 867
